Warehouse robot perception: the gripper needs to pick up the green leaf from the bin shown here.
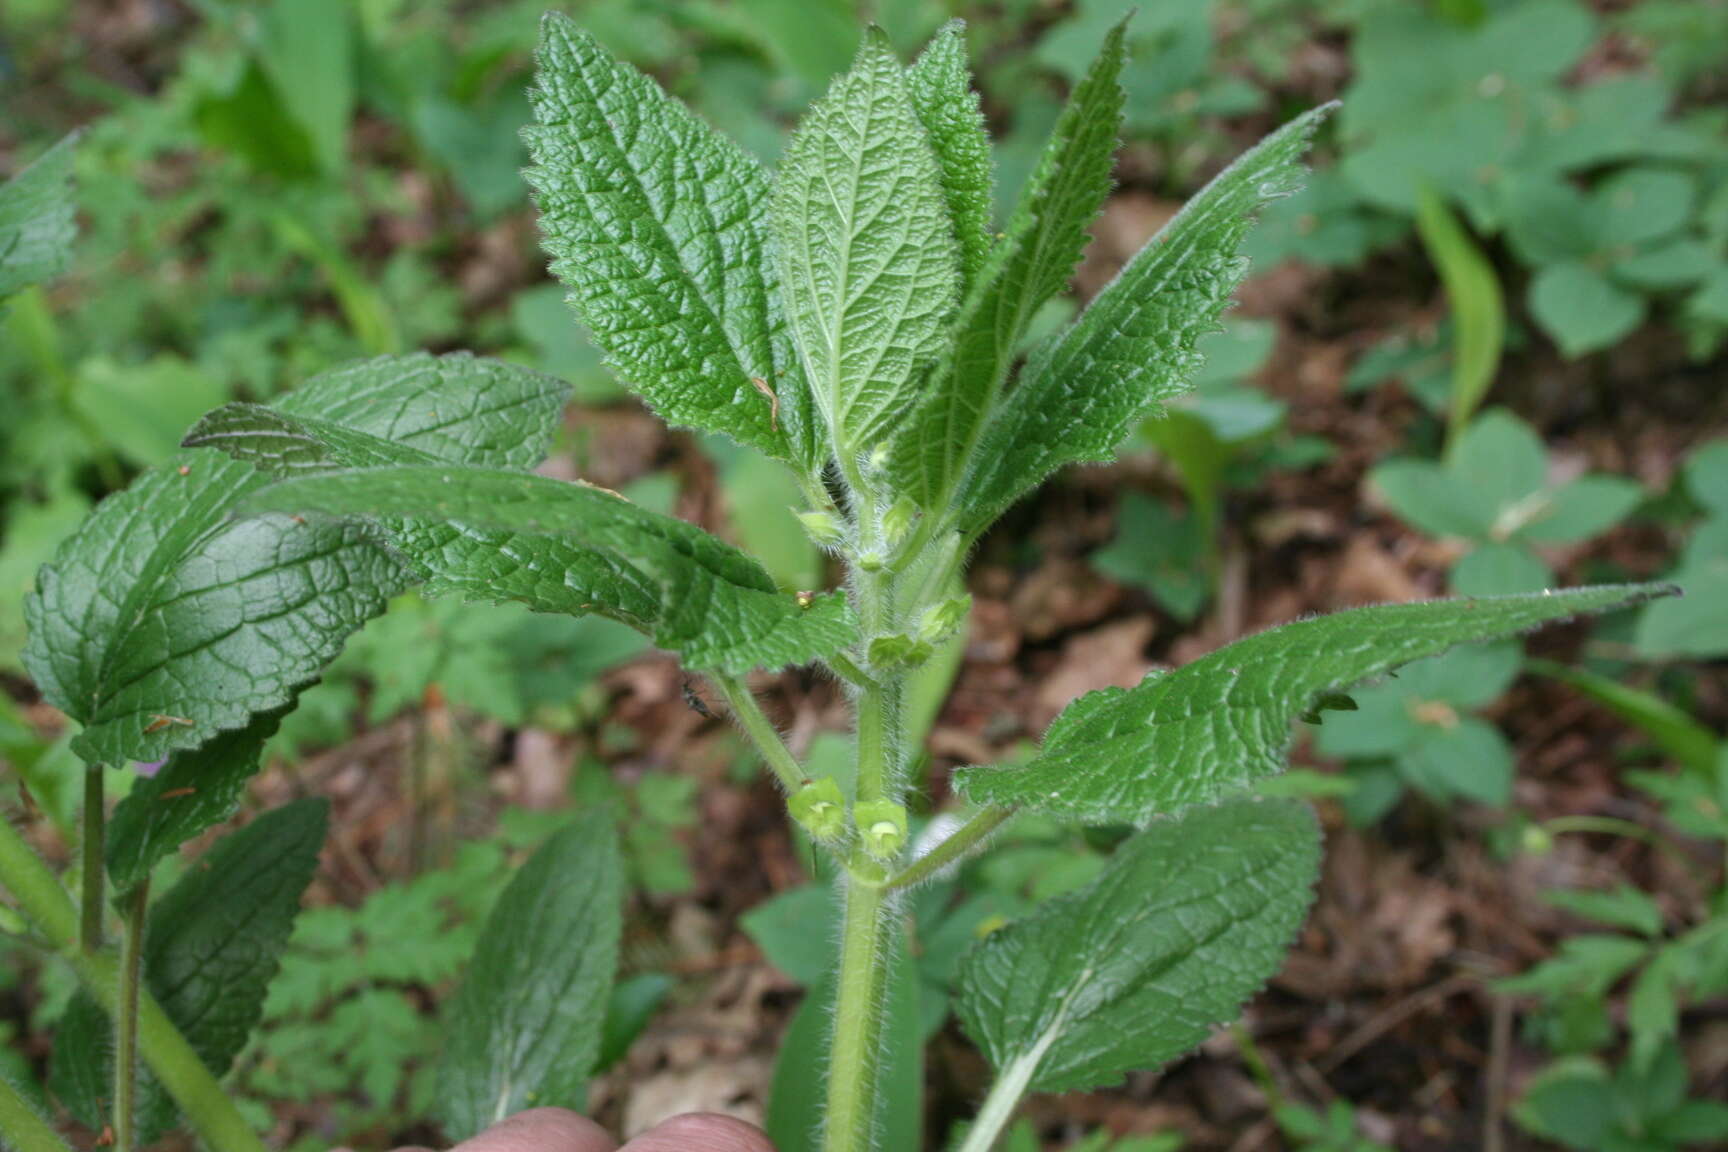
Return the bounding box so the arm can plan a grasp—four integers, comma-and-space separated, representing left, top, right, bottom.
26, 353, 547, 767
104, 711, 286, 898
257, 0, 355, 173
772, 27, 961, 462
1413, 185, 1504, 440
0, 133, 76, 298
890, 22, 1126, 513
436, 809, 622, 1140
1452, 542, 1551, 596
954, 585, 1671, 823
956, 796, 1320, 1093
962, 104, 1333, 528
1530, 260, 1645, 359
1520, 475, 1644, 544
235, 465, 857, 674
525, 14, 814, 470
1526, 658, 1719, 778
905, 21, 995, 289
1543, 885, 1664, 937
54, 800, 327, 1140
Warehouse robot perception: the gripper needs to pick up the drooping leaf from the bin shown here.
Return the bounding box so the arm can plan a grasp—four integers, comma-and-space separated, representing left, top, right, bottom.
956, 796, 1320, 1093
436, 809, 622, 1140
54, 800, 326, 1140
890, 23, 1126, 513
235, 465, 857, 674
905, 21, 995, 288
525, 15, 815, 471
1413, 185, 1503, 441
955, 585, 1672, 823
962, 104, 1334, 529
26, 354, 553, 767
0, 133, 76, 298
772, 27, 960, 463
105, 711, 286, 898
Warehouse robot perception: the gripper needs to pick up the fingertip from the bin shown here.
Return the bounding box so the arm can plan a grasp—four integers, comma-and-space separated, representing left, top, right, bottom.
624, 1113, 776, 1152
452, 1108, 618, 1152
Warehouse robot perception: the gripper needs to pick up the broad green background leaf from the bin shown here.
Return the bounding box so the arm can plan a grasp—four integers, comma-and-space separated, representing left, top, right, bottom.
963, 104, 1334, 529
766, 930, 923, 1152
890, 23, 1125, 513
257, 0, 355, 174
772, 28, 960, 461
103, 711, 286, 898
1412, 186, 1503, 442
525, 15, 815, 470
905, 21, 995, 288
25, 353, 558, 766
0, 132, 76, 298
53, 799, 326, 1140
437, 809, 622, 1140
955, 585, 1671, 823
957, 797, 1320, 1092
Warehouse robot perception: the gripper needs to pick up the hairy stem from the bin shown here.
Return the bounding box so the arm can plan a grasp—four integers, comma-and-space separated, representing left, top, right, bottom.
80, 763, 103, 952
824, 874, 892, 1152
886, 806, 1014, 892
0, 1073, 73, 1152
0, 817, 266, 1152
114, 882, 148, 1152
713, 674, 806, 795
953, 1032, 1054, 1152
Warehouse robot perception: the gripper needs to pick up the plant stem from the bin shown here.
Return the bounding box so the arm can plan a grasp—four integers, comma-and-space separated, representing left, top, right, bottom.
0, 817, 266, 1152
0, 1073, 74, 1152
823, 873, 892, 1152
713, 673, 807, 795
81, 763, 103, 951
114, 882, 148, 1152
953, 1031, 1056, 1152
886, 806, 1013, 892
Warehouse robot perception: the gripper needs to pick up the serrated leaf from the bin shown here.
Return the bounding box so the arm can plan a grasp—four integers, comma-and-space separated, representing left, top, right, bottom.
890, 23, 1126, 513
437, 809, 621, 1140
962, 104, 1334, 529
524, 15, 815, 470
773, 27, 960, 462
0, 133, 76, 298
955, 585, 1672, 823
235, 465, 857, 673
956, 796, 1320, 1093
105, 710, 285, 898
54, 800, 325, 1140
25, 354, 546, 767
905, 21, 995, 289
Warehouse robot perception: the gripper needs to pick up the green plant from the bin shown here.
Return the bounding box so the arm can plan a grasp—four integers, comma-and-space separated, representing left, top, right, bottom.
0, 15, 1680, 1152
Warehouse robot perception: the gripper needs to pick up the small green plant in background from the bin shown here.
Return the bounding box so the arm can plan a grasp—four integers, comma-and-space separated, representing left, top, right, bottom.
0, 13, 1684, 1152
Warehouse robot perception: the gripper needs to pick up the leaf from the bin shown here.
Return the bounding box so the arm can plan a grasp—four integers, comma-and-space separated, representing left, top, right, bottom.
257, 0, 355, 173
905, 21, 995, 289
890, 22, 1126, 513
954, 585, 1672, 823
436, 809, 622, 1140
1530, 260, 1645, 359
234, 465, 857, 674
0, 133, 76, 298
26, 353, 547, 767
524, 15, 814, 470
1543, 885, 1664, 938
956, 796, 1320, 1093
962, 104, 1334, 528
54, 800, 327, 1140
772, 27, 960, 462
1413, 185, 1504, 441
1526, 658, 1719, 778
104, 711, 286, 898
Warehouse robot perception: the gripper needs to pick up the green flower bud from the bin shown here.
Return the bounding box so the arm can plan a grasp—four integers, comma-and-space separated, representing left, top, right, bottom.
796, 510, 846, 548
856, 548, 886, 572
917, 594, 972, 644
1520, 823, 1554, 857
867, 633, 933, 670
882, 495, 917, 547
855, 799, 908, 861
789, 776, 847, 842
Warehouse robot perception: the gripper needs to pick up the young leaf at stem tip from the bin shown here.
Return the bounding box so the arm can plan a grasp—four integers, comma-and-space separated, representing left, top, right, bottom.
957, 796, 1320, 1094
961, 102, 1339, 530
955, 584, 1677, 824
905, 21, 995, 291
524, 14, 819, 474
772, 26, 961, 473
890, 21, 1127, 516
